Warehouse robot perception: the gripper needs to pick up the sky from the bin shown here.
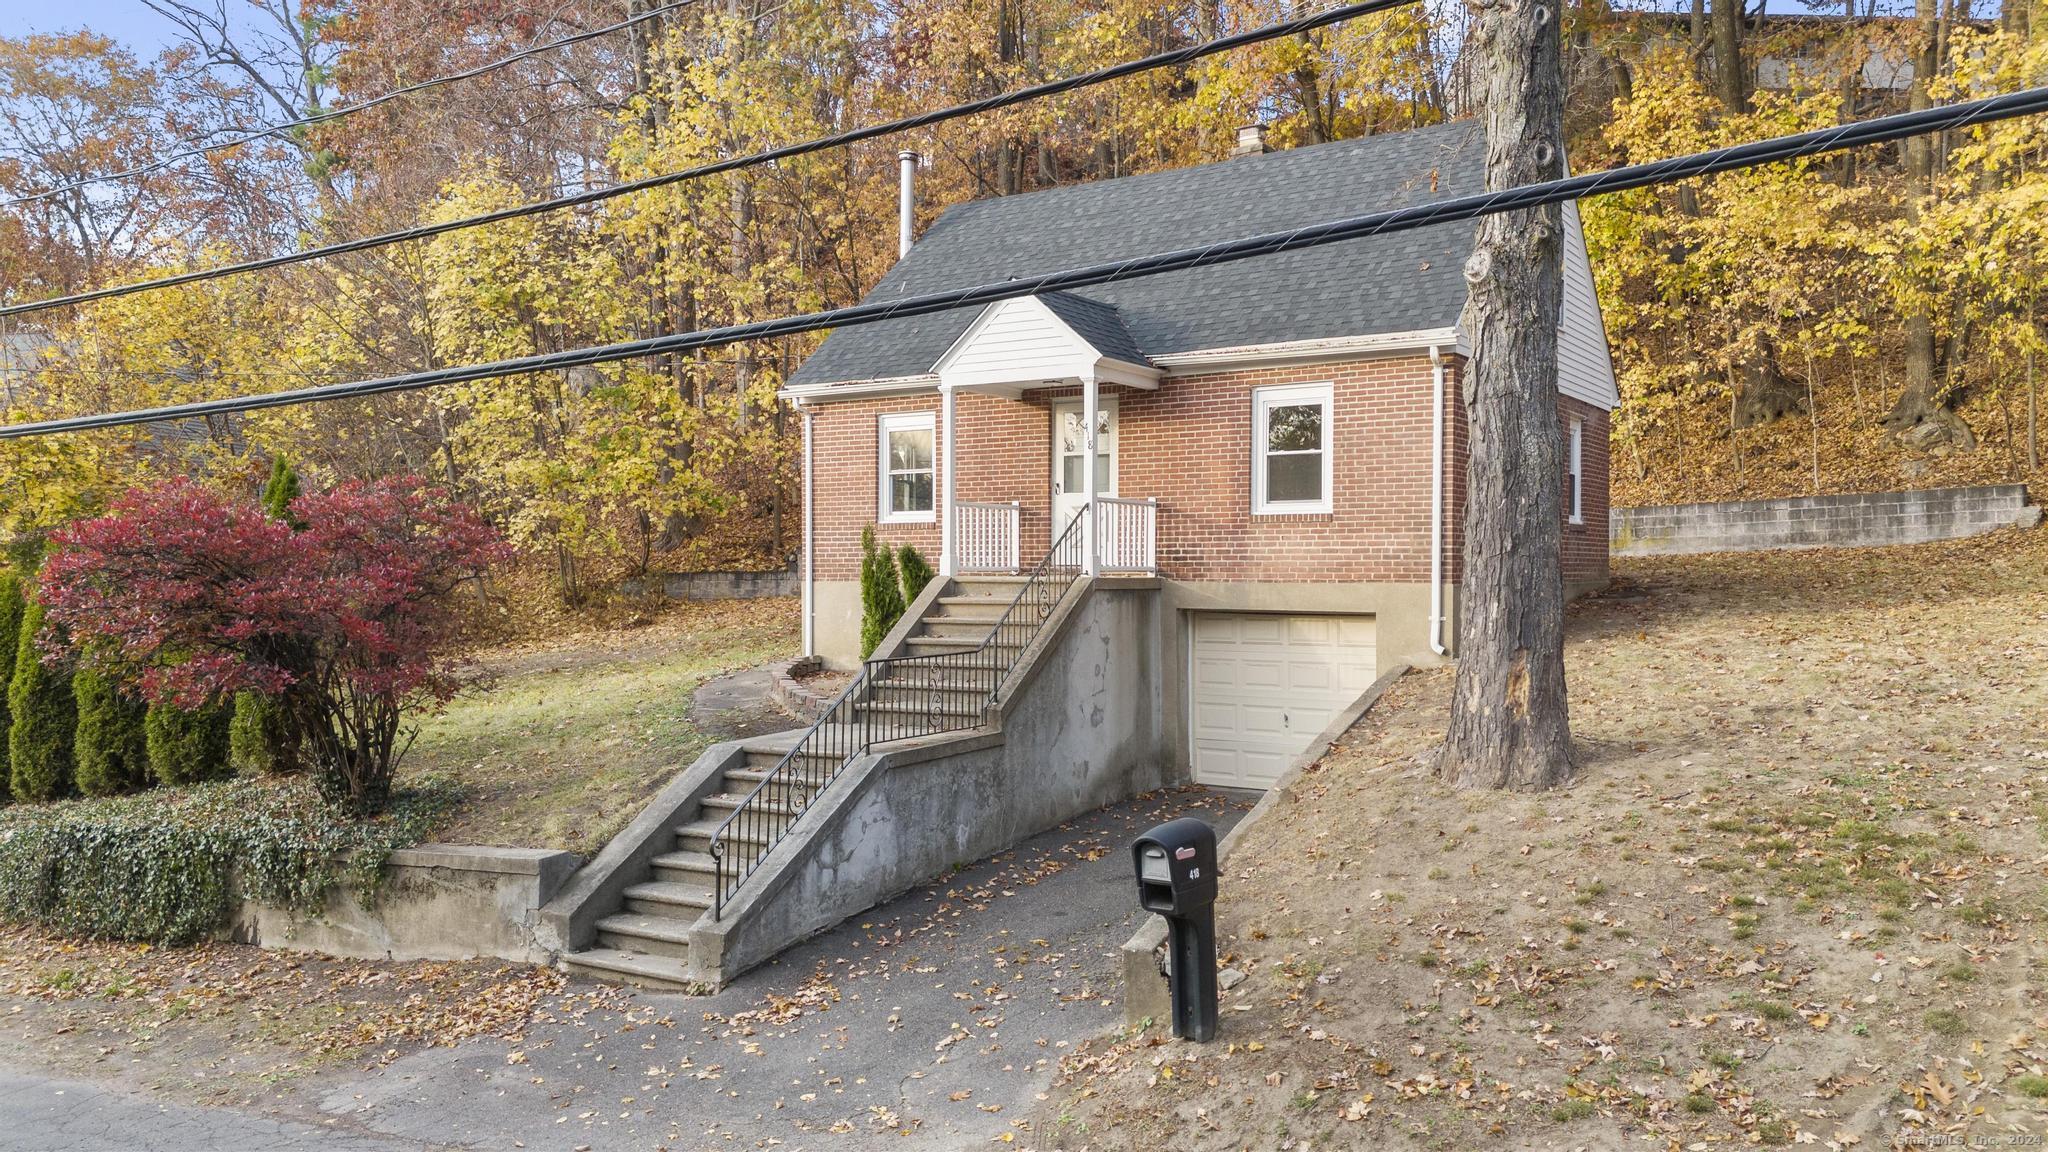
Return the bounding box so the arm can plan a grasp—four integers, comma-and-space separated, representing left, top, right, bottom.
0, 1, 268, 56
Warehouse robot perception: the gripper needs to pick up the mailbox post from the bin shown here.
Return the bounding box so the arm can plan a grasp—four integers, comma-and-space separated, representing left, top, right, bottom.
1132, 817, 1219, 1042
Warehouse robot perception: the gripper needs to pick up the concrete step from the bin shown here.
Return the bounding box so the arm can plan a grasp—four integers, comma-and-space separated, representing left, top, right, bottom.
621, 880, 715, 917
561, 947, 698, 992
867, 679, 992, 701
918, 619, 1001, 641
675, 818, 779, 855
648, 849, 719, 885
901, 634, 1023, 655
595, 913, 696, 960
856, 699, 983, 721
928, 602, 1012, 624
721, 767, 824, 798
698, 793, 806, 819
741, 746, 845, 773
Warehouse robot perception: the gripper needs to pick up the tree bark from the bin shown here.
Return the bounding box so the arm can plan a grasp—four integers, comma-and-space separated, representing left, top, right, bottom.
1439, 0, 1572, 792
1886, 0, 1976, 454
1712, 0, 1746, 112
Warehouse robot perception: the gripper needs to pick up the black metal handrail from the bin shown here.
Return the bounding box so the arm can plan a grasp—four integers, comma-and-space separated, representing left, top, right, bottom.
709, 508, 1091, 919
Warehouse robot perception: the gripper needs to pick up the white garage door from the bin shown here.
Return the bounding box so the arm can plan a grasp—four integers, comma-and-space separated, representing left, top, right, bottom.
1190, 613, 1376, 789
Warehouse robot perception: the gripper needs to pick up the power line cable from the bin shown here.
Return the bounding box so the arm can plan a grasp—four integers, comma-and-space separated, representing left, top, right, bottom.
1, 0, 696, 211
7, 83, 2043, 440
0, 0, 1421, 321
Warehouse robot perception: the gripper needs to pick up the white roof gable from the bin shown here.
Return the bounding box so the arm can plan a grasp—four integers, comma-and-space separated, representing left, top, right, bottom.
933, 296, 1158, 394
1557, 201, 1621, 411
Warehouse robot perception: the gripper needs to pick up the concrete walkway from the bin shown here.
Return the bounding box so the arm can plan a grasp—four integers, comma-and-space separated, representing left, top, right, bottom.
0, 786, 1254, 1152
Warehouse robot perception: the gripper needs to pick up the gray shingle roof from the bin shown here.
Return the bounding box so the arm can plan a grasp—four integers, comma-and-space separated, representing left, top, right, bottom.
787, 120, 1484, 389
1034, 291, 1150, 366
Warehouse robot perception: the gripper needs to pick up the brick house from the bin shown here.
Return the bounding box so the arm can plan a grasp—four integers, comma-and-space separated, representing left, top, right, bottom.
781, 119, 1617, 791
545, 121, 1620, 989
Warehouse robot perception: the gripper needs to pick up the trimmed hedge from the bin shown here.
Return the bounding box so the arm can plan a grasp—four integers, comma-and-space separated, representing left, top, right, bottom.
0, 776, 453, 943
8, 600, 74, 803
898, 544, 935, 605
228, 691, 295, 776
859, 527, 906, 658
74, 669, 150, 796
0, 571, 23, 795
146, 703, 232, 786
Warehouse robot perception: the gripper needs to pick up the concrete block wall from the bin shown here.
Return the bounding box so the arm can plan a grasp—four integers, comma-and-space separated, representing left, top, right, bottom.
1611, 484, 2035, 557
226, 845, 580, 965
622, 566, 799, 601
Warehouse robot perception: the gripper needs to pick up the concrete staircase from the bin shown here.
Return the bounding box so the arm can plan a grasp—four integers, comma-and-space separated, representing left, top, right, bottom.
556, 574, 1030, 991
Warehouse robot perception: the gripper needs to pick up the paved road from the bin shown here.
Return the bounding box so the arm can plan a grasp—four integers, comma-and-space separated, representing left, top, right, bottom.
0, 1070, 437, 1152
0, 786, 1253, 1152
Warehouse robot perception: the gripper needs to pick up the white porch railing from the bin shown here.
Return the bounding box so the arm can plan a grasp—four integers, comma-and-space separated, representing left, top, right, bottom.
954, 500, 1021, 572
1095, 497, 1157, 574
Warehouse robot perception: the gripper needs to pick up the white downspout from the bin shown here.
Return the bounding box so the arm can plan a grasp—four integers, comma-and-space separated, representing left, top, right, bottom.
1428, 344, 1448, 657
897, 150, 918, 259
800, 401, 816, 656
938, 384, 957, 577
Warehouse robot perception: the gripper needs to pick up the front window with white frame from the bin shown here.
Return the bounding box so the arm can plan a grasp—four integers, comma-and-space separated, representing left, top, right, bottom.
878, 412, 936, 523
1567, 417, 1584, 525
1252, 383, 1334, 515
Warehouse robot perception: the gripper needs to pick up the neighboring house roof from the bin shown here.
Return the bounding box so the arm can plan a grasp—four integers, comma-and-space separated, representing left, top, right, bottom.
789, 120, 1621, 411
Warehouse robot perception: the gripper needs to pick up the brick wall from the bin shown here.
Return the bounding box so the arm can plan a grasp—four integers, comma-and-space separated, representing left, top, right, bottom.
806, 356, 1612, 587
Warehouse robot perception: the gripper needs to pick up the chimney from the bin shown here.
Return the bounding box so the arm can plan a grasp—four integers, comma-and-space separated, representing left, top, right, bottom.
898, 150, 920, 259
1231, 123, 1271, 158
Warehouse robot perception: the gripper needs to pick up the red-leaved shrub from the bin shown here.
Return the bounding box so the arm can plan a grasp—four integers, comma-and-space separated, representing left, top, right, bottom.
40, 477, 506, 813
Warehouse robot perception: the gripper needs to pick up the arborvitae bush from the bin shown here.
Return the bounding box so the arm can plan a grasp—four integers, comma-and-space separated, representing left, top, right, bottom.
228, 691, 295, 776
146, 703, 232, 786
859, 528, 906, 658
260, 454, 302, 524
8, 600, 75, 803
73, 669, 149, 796
0, 571, 24, 797
897, 544, 936, 605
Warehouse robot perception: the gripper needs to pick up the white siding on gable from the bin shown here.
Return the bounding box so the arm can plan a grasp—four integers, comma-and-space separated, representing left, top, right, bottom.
935, 297, 1096, 389
1558, 201, 1620, 411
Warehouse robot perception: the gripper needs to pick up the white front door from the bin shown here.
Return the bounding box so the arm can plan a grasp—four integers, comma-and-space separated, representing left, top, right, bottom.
1051, 399, 1117, 545
1190, 613, 1377, 789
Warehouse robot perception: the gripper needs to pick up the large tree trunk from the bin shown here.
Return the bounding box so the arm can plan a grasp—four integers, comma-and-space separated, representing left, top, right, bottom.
1439, 0, 1572, 792
1887, 0, 1976, 454
1712, 0, 1746, 111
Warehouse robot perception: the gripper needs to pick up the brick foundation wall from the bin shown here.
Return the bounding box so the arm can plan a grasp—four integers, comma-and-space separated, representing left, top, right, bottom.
805, 356, 1612, 588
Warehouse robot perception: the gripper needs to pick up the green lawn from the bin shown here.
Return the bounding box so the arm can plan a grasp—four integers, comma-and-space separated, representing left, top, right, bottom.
403, 597, 799, 852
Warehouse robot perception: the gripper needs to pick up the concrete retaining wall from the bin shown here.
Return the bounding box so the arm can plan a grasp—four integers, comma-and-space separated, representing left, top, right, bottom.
624, 565, 798, 601
1611, 484, 2037, 556
690, 580, 1173, 985
225, 845, 579, 965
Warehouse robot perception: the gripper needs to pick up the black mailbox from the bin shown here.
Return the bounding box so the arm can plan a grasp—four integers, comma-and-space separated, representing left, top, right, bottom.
1132, 817, 1220, 1042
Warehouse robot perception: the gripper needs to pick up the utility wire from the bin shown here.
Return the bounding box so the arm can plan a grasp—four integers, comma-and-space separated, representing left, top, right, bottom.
1, 1, 696, 211
8, 83, 2044, 440
0, 0, 1420, 321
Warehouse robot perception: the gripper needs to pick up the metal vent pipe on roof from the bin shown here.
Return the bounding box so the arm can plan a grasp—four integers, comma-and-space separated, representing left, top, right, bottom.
898, 150, 920, 259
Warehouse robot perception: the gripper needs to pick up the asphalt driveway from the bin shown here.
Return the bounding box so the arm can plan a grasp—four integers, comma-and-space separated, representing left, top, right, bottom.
0, 785, 1255, 1152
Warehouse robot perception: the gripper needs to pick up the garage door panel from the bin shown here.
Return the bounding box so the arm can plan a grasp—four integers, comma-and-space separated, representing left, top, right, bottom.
1192, 612, 1375, 790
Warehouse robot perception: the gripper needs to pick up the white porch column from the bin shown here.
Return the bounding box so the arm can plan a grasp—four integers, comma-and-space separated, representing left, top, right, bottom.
1081, 374, 1099, 576
939, 384, 958, 577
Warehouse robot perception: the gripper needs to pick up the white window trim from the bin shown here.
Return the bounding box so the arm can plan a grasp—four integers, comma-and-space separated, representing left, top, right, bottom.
1252, 382, 1335, 516
878, 411, 937, 524
1567, 417, 1584, 525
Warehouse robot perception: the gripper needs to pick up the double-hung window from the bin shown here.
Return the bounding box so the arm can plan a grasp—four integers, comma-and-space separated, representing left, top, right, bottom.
1567, 417, 1584, 525
1252, 383, 1334, 515
878, 412, 936, 523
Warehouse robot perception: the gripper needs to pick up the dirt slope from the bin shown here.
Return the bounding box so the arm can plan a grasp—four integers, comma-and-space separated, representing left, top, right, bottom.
1040, 527, 2048, 1151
